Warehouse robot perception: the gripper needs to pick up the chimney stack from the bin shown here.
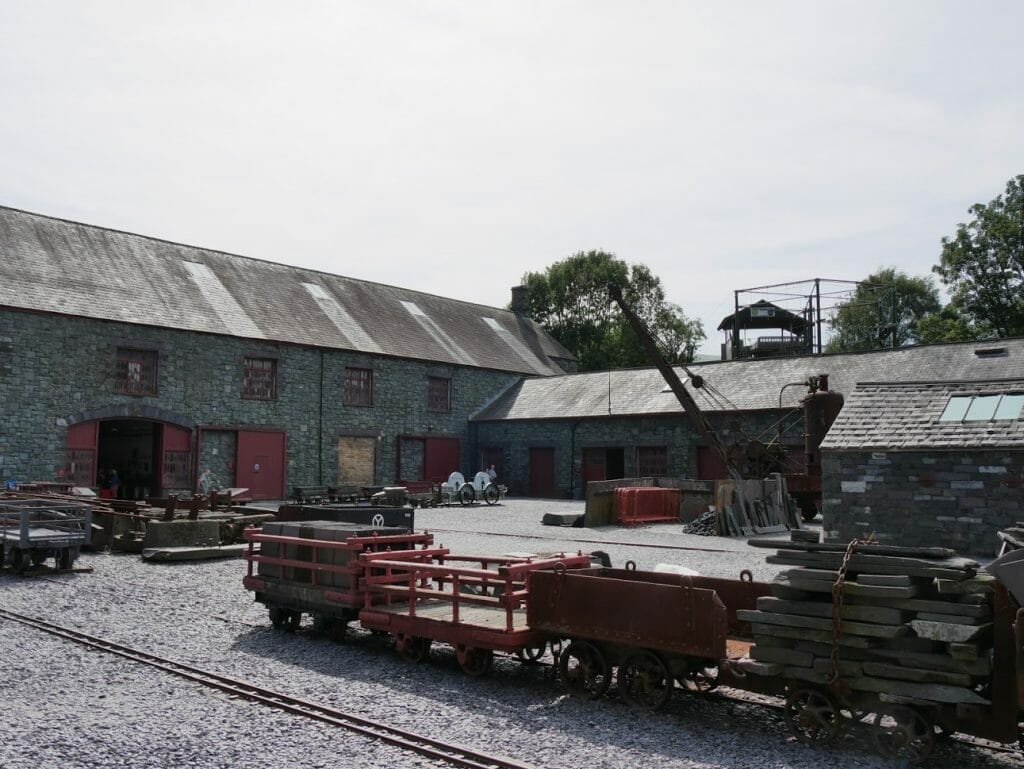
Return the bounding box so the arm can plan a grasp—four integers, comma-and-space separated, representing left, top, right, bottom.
511, 285, 530, 316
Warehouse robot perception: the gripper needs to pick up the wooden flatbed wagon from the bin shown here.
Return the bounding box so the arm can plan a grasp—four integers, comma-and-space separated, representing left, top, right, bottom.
357, 548, 592, 675
0, 499, 92, 573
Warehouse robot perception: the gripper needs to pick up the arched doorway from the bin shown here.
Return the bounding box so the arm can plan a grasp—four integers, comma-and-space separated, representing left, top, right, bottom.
66, 413, 193, 498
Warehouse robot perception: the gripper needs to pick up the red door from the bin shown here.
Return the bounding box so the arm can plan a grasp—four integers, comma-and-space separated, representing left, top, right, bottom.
160, 424, 192, 494
424, 437, 460, 483
236, 430, 286, 500
582, 447, 607, 488
66, 422, 98, 487
529, 447, 556, 498
697, 446, 729, 481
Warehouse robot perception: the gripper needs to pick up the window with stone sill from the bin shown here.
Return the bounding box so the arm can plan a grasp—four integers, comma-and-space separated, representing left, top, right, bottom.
343, 367, 374, 407
427, 376, 451, 413
114, 347, 158, 396
242, 357, 277, 400
638, 446, 668, 477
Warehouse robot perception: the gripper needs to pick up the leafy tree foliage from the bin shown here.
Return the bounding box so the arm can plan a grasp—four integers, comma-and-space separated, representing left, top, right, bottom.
521, 250, 705, 371
826, 268, 941, 352
934, 175, 1024, 338
915, 306, 979, 345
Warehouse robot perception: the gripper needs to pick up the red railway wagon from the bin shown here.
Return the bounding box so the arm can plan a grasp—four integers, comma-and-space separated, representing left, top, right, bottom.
527, 563, 772, 708
242, 522, 433, 631
357, 548, 592, 676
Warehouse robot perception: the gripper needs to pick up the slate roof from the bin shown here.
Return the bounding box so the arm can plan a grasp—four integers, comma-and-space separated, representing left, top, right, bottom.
473, 339, 1024, 421
0, 207, 573, 376
820, 379, 1024, 451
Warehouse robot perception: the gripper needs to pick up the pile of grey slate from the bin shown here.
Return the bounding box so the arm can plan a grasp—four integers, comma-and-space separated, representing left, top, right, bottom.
682, 510, 718, 536
736, 538, 995, 706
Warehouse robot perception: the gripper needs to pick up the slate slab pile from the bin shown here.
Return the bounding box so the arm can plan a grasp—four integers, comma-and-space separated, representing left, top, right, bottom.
735, 537, 995, 706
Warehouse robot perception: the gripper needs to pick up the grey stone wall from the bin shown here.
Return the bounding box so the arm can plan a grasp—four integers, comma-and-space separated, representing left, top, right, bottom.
474, 411, 804, 499
822, 450, 1024, 556
0, 308, 517, 490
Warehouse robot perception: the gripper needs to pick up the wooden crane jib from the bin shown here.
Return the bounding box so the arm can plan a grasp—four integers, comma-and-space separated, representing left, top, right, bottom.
607, 284, 742, 481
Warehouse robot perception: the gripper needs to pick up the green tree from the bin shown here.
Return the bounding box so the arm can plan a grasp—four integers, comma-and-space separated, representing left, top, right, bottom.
826, 268, 941, 352
521, 250, 705, 371
934, 174, 1024, 338
915, 306, 979, 344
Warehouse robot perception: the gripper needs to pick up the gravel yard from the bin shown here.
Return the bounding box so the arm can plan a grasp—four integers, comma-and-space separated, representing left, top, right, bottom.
0, 498, 1017, 769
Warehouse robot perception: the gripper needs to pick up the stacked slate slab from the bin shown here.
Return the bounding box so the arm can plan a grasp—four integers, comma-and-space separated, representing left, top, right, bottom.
736, 537, 995, 706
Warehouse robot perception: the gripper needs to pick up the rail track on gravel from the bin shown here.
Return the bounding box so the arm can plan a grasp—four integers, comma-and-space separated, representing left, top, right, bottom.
0, 608, 538, 769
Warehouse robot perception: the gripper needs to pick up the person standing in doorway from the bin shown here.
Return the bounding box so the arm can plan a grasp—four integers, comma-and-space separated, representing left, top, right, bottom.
107, 469, 121, 499
487, 464, 497, 483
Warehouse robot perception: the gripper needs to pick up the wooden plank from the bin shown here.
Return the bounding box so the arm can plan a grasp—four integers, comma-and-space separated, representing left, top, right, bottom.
738, 609, 906, 638
863, 647, 991, 676
735, 659, 782, 677
811, 658, 863, 677
756, 596, 909, 626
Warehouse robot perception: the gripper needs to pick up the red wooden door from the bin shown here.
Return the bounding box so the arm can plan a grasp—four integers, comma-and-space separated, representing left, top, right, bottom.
160, 424, 193, 494
529, 447, 555, 498
66, 421, 98, 487
237, 430, 286, 500
583, 448, 607, 486
697, 446, 728, 481
424, 437, 460, 483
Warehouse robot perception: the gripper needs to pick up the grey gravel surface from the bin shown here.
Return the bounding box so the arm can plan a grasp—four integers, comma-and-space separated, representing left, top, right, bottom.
0, 499, 1017, 769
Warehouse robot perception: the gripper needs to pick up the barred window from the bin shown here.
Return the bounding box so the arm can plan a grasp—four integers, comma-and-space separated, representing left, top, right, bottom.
243, 357, 277, 400
638, 446, 668, 477
427, 376, 451, 413
344, 367, 374, 407
115, 348, 158, 396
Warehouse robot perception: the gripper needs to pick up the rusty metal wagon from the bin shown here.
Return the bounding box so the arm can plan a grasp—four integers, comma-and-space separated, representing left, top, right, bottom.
0, 498, 92, 573
527, 563, 772, 708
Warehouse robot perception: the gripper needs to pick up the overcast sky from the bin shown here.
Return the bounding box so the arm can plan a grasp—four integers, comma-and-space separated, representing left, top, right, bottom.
2, 2, 1022, 357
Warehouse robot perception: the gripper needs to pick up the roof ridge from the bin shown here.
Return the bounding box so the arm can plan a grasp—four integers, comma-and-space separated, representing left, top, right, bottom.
0, 204, 522, 317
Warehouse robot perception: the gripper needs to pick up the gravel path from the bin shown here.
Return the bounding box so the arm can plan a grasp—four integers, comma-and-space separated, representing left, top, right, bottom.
0, 499, 1017, 769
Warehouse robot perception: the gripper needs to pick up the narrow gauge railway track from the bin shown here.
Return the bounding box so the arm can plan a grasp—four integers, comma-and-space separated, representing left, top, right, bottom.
0, 608, 537, 769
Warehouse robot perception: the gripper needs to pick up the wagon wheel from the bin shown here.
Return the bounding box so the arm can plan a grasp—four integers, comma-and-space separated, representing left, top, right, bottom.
785, 688, 842, 744
483, 484, 500, 505
311, 614, 336, 636
458, 484, 476, 506
396, 635, 431, 663
617, 651, 673, 711
456, 646, 493, 677
31, 551, 47, 567
55, 549, 74, 571
872, 706, 935, 765
517, 642, 547, 663
680, 661, 719, 693
557, 641, 611, 699
268, 607, 301, 632
10, 547, 30, 575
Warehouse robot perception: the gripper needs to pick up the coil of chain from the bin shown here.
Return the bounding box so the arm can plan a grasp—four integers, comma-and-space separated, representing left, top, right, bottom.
828, 535, 877, 690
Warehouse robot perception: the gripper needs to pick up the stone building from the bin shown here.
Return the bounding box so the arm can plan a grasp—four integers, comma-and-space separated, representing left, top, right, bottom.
821, 379, 1024, 554
0, 206, 572, 499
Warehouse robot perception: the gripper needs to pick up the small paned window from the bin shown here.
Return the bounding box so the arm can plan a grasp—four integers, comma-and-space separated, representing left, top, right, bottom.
427, 376, 451, 413
115, 348, 158, 396
343, 367, 374, 407
939, 393, 1024, 422
242, 357, 277, 400
638, 446, 668, 477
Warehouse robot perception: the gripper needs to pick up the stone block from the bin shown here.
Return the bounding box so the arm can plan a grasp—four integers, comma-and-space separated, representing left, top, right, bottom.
144, 519, 220, 548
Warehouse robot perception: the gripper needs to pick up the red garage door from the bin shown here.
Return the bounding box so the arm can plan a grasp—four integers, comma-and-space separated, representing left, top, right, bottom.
237, 430, 286, 500
425, 437, 460, 483
529, 447, 555, 498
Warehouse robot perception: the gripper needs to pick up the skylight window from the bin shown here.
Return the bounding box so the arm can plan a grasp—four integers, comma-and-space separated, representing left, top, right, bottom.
939, 393, 1024, 422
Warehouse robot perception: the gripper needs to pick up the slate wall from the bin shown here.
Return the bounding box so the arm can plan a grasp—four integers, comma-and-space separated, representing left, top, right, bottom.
822, 450, 1024, 556
0, 308, 517, 490
474, 411, 804, 499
